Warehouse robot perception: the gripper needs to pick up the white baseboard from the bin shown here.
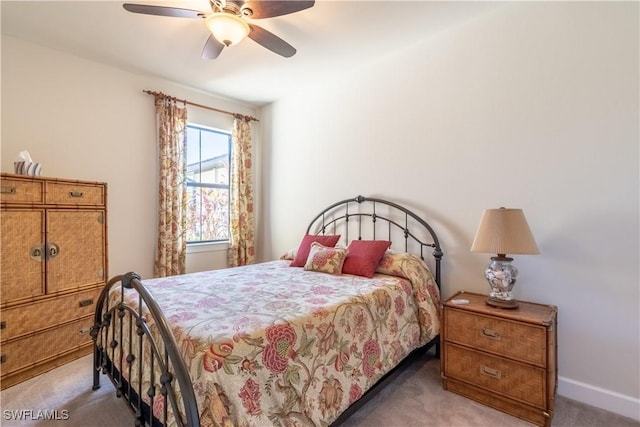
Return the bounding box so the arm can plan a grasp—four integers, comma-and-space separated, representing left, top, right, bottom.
558, 376, 640, 422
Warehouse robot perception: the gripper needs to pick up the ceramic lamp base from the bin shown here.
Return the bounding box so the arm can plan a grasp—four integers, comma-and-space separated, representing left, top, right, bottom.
484, 255, 519, 309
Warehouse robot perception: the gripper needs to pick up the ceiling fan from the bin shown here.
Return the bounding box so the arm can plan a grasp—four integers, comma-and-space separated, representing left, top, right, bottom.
122, 0, 314, 59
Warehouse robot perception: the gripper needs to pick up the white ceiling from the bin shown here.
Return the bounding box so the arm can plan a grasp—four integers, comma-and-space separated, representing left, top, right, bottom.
1, 1, 504, 106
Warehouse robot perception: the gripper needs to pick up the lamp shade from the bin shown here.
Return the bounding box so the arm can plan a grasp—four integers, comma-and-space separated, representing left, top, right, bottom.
205, 13, 250, 47
470, 208, 539, 256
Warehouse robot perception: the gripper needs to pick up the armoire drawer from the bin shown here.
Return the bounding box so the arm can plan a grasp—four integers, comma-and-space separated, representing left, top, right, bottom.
46, 181, 105, 206
0, 288, 100, 341
443, 342, 546, 408
0, 176, 44, 204
0, 316, 94, 378
445, 307, 547, 366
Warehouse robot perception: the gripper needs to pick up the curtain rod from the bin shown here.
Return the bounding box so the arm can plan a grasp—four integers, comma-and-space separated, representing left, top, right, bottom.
143, 90, 259, 122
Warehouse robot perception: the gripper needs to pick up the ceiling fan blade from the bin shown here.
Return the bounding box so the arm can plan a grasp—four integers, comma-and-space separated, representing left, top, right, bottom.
202, 35, 225, 59
241, 1, 314, 19
248, 24, 296, 58
123, 3, 203, 19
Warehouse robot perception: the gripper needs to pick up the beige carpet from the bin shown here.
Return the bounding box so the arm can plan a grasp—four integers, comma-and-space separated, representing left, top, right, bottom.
1, 353, 638, 427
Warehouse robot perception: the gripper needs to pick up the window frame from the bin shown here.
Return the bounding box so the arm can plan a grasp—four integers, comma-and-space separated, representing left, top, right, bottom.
185, 123, 232, 245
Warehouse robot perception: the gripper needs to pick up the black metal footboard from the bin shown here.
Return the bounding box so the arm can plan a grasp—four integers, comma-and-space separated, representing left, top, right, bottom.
91, 272, 200, 427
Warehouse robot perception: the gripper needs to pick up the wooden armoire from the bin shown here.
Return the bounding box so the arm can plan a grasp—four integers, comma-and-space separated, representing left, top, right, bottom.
0, 173, 108, 389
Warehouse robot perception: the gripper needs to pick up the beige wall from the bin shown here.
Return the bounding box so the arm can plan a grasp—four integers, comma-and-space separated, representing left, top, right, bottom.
1, 35, 258, 278
260, 2, 639, 419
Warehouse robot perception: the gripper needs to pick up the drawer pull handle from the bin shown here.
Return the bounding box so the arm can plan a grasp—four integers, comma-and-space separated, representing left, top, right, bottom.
1, 186, 16, 194
0, 355, 6, 364
0, 321, 5, 330
480, 365, 501, 380
79, 299, 94, 307
481, 328, 501, 340
79, 327, 92, 335
69, 191, 84, 198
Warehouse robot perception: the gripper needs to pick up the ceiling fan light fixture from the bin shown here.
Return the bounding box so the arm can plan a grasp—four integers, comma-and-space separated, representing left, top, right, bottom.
205, 13, 250, 47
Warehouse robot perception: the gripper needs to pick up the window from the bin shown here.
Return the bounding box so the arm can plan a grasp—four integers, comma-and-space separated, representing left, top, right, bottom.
185, 124, 231, 243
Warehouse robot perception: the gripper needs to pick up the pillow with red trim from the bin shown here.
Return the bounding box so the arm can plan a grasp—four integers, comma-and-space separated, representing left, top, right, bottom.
342, 240, 392, 278
290, 234, 341, 267
303, 242, 347, 275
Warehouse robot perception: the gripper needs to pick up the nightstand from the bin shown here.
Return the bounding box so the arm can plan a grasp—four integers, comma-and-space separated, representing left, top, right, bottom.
441, 291, 557, 427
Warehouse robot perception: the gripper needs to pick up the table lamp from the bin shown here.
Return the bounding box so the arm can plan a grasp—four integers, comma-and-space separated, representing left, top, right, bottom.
471, 208, 539, 308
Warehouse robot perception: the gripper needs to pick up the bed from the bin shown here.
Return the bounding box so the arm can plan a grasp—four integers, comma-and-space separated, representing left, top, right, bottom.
91, 195, 443, 426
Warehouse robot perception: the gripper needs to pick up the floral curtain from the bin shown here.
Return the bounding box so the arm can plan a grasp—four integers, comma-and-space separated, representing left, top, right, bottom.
228, 116, 255, 267
153, 95, 188, 277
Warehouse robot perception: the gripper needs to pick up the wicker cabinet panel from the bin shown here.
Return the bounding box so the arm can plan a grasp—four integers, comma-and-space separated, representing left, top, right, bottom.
442, 291, 557, 427
444, 342, 546, 407
0, 209, 46, 304
46, 181, 104, 206
444, 379, 550, 427
0, 316, 94, 378
445, 308, 547, 366
0, 173, 107, 389
0, 176, 44, 204
0, 288, 100, 341
46, 209, 106, 293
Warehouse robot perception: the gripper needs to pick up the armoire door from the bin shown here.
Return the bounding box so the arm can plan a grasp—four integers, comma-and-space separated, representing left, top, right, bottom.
45, 209, 106, 293
0, 209, 46, 304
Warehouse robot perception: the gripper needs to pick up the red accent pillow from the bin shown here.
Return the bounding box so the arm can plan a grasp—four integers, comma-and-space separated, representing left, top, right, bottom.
290, 234, 341, 267
342, 240, 392, 278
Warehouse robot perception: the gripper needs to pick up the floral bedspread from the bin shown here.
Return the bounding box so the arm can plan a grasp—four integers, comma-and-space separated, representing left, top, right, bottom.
111, 254, 440, 427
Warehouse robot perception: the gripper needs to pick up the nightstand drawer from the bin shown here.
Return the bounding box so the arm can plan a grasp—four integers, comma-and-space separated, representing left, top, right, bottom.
444, 342, 546, 408
445, 308, 546, 366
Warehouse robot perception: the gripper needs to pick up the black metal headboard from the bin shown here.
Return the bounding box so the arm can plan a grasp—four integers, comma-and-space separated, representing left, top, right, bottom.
306, 195, 443, 287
